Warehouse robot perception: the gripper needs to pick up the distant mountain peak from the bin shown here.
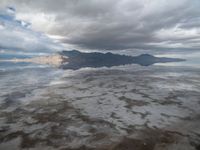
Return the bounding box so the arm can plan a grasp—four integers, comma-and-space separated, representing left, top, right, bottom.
59, 50, 185, 69
137, 54, 155, 58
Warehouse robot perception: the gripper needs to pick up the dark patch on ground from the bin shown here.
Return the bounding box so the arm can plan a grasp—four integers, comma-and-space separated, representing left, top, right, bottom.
1, 91, 26, 108
119, 96, 149, 109
111, 137, 155, 150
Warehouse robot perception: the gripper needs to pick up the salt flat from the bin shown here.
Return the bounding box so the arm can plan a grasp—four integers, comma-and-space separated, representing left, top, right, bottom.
0, 65, 200, 150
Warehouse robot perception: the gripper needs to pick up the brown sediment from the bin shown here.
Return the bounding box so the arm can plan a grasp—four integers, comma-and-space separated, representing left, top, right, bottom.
62, 128, 185, 150
110, 138, 155, 150
0, 99, 199, 150
106, 128, 184, 150
0, 126, 191, 150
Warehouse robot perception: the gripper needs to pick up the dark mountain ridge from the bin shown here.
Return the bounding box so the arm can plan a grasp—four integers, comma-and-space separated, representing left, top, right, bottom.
59, 50, 185, 70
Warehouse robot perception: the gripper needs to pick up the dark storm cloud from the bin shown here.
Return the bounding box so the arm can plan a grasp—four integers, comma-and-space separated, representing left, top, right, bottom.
1, 0, 200, 51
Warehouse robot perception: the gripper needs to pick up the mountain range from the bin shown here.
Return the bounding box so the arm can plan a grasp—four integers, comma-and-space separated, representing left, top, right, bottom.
59, 50, 185, 70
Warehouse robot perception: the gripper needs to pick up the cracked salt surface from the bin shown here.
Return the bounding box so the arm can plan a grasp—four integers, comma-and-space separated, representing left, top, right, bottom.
0, 65, 200, 149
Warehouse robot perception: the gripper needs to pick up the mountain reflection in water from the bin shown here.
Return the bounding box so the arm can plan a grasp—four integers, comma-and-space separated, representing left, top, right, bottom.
0, 50, 185, 71
60, 50, 185, 70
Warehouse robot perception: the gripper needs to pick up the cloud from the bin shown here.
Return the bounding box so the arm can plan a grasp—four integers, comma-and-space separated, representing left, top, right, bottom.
0, 0, 200, 51
0, 6, 62, 53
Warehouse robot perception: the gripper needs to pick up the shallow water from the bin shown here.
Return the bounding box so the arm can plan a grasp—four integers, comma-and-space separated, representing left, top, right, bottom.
0, 52, 200, 149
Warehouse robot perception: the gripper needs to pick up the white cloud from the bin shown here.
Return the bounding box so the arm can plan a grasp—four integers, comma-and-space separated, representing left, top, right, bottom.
0, 7, 63, 53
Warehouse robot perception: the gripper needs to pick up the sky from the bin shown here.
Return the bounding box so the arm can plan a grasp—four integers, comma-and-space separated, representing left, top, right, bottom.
0, 0, 200, 54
